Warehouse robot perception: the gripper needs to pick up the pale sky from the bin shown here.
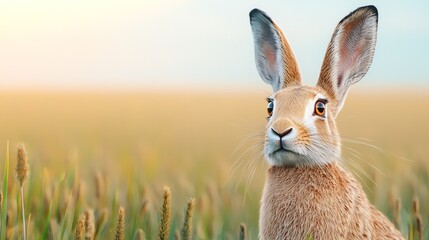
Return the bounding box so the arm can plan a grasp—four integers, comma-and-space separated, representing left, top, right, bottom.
0, 0, 428, 90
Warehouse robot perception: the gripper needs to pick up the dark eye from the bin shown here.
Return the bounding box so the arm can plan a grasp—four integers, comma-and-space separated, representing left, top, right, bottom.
314, 100, 326, 117
267, 100, 274, 117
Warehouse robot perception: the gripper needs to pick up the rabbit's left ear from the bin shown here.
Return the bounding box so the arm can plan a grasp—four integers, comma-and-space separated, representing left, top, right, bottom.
317, 6, 378, 116
250, 9, 301, 92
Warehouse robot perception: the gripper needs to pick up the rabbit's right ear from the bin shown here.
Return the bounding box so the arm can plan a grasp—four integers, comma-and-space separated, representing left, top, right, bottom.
250, 9, 301, 92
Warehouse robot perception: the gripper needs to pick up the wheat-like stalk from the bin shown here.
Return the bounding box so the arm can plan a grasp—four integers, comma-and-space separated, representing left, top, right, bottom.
44, 187, 52, 215
140, 199, 149, 216
84, 209, 95, 240
75, 214, 85, 240
16, 144, 29, 185
158, 186, 171, 240
413, 197, 423, 240
6, 210, 12, 228
16, 144, 29, 240
94, 172, 105, 200
180, 198, 195, 240
239, 223, 247, 240
114, 206, 125, 240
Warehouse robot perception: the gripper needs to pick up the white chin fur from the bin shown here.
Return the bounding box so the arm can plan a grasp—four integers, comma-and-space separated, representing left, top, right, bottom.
264, 144, 340, 167
265, 150, 307, 166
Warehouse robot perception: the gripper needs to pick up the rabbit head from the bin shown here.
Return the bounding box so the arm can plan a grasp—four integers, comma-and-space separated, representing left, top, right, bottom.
249, 6, 378, 167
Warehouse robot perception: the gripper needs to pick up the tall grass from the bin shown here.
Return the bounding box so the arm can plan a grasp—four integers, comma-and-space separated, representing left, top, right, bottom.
0, 91, 426, 239
180, 198, 195, 240
16, 144, 29, 240
114, 207, 125, 240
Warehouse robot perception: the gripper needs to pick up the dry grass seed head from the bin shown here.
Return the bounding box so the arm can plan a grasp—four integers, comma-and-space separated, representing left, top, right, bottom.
84, 209, 95, 240
415, 215, 423, 240
6, 210, 13, 227
75, 214, 85, 240
181, 198, 195, 240
413, 196, 419, 214
239, 223, 247, 240
94, 172, 105, 200
413, 197, 424, 240
158, 186, 171, 240
44, 187, 52, 209
16, 144, 30, 186
140, 199, 149, 216
114, 207, 125, 240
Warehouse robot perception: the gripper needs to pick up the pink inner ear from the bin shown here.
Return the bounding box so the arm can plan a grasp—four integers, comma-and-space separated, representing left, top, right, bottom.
338, 45, 352, 87
337, 22, 366, 87
263, 43, 277, 71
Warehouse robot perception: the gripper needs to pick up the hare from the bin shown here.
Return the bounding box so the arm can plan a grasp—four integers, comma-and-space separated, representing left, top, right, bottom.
249, 6, 404, 240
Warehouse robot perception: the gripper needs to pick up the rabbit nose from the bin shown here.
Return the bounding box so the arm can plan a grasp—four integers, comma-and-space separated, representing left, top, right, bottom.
271, 128, 292, 138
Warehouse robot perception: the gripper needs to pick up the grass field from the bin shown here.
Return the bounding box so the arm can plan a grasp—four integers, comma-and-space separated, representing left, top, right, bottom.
0, 90, 427, 239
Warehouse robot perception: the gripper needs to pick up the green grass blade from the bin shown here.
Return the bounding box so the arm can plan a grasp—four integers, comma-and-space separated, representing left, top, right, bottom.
59, 193, 75, 240
1, 141, 10, 240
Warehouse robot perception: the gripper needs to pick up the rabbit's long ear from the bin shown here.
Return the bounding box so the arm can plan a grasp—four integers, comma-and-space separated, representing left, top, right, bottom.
317, 6, 378, 116
250, 9, 301, 92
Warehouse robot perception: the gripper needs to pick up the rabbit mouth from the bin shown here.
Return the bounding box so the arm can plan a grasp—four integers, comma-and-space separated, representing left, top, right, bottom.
272, 147, 300, 156
265, 145, 314, 166
269, 147, 305, 161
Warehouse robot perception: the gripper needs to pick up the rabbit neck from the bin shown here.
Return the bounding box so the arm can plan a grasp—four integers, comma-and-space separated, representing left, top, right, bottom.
266, 161, 342, 181
259, 162, 366, 239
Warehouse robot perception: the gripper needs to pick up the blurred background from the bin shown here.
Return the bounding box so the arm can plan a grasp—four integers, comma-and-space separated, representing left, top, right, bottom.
0, 0, 428, 239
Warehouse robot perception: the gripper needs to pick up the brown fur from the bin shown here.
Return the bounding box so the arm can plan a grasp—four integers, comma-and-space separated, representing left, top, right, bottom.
259, 163, 404, 239
274, 23, 302, 87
